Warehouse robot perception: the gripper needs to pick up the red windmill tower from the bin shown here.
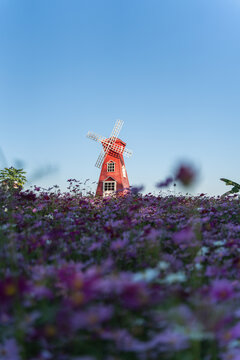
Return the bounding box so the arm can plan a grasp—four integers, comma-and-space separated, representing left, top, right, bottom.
87, 120, 133, 196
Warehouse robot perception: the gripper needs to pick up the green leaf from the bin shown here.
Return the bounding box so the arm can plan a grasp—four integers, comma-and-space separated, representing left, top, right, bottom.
220, 178, 240, 187
0, 166, 27, 190
230, 186, 240, 194
220, 178, 240, 196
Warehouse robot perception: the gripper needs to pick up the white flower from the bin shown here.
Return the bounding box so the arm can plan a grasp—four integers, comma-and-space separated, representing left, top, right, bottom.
133, 268, 159, 282
163, 272, 186, 284
157, 261, 169, 270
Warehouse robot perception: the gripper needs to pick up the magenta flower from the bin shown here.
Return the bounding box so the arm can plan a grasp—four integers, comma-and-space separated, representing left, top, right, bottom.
120, 281, 150, 309
0, 276, 28, 303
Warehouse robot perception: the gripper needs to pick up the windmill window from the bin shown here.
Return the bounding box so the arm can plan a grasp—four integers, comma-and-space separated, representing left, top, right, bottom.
104, 181, 116, 191
107, 162, 115, 172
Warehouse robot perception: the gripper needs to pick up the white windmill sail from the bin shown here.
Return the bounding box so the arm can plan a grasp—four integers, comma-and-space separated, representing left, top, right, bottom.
94, 120, 123, 168
87, 119, 132, 169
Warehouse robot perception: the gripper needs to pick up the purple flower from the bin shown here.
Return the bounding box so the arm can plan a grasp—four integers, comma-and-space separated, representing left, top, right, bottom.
115, 328, 188, 352
31, 285, 53, 300
156, 177, 174, 188
230, 322, 240, 339
209, 279, 235, 302
221, 348, 240, 360
89, 242, 102, 251
71, 305, 114, 330
0, 277, 28, 304
0, 338, 20, 360
172, 228, 196, 249
120, 281, 150, 309
221, 322, 240, 344
110, 238, 128, 251
130, 185, 144, 195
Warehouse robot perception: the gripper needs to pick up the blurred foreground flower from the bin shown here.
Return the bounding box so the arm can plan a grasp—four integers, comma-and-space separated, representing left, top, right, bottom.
209, 279, 235, 303
175, 164, 196, 186
156, 163, 197, 189
156, 177, 174, 188
130, 185, 144, 195
0, 338, 20, 360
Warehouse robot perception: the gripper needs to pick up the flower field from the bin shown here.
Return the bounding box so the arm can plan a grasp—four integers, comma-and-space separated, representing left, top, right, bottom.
1, 182, 240, 360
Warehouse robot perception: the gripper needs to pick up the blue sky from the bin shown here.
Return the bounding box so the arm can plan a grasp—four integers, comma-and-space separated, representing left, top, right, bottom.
0, 0, 240, 195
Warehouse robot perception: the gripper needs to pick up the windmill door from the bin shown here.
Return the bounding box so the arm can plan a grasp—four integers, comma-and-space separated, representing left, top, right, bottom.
103, 179, 116, 197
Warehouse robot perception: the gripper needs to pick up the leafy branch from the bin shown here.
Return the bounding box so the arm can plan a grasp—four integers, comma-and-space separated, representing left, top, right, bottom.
0, 167, 27, 190
220, 178, 240, 196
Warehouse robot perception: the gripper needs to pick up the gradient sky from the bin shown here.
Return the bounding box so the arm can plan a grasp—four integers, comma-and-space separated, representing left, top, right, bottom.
1, 0, 240, 195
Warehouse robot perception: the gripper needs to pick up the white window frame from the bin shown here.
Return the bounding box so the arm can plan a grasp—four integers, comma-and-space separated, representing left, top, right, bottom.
103, 181, 116, 192
107, 161, 115, 172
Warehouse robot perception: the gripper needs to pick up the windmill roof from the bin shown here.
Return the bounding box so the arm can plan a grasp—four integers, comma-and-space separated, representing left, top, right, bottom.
104, 176, 116, 182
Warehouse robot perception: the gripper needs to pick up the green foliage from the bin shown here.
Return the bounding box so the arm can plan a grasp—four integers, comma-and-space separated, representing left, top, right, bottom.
0, 166, 27, 190
220, 178, 240, 196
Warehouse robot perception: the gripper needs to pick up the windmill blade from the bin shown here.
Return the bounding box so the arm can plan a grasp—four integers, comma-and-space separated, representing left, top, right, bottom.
86, 131, 104, 143
89, 119, 126, 168
102, 119, 124, 156
102, 140, 124, 154
109, 119, 124, 140
123, 148, 133, 158
95, 149, 106, 169
108, 142, 133, 157
87, 132, 109, 168
101, 139, 133, 158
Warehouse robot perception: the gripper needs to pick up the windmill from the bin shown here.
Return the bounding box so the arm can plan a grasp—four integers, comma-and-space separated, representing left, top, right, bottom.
87, 119, 133, 196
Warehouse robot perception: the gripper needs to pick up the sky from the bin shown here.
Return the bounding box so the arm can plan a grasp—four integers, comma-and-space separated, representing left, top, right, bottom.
0, 0, 240, 196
